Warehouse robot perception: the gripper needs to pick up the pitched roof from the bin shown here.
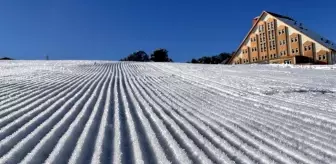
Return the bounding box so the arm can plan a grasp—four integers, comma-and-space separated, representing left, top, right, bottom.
227, 11, 265, 64
228, 11, 336, 64
266, 11, 294, 21
268, 12, 336, 51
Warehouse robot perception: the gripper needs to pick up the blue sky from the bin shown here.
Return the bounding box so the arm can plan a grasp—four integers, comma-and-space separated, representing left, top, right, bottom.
0, 0, 335, 62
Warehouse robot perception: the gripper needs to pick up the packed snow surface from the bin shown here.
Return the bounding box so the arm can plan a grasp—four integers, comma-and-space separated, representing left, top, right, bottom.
0, 61, 336, 164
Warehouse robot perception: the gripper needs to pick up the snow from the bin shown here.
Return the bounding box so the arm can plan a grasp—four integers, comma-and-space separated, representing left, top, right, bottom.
0, 61, 336, 164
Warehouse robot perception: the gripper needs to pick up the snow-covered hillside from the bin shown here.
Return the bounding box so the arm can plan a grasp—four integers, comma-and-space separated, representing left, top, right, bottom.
0, 61, 336, 164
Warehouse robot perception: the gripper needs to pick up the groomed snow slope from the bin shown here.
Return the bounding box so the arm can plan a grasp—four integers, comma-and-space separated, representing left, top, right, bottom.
0, 61, 336, 164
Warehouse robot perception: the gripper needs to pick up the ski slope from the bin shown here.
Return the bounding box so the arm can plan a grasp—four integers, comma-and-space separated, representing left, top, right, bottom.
0, 61, 336, 164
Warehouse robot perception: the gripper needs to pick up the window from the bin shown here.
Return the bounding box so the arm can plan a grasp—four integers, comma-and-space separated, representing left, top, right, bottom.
284, 51, 287, 55
261, 47, 263, 52
295, 37, 298, 42
319, 55, 322, 60
323, 55, 326, 60
308, 45, 311, 50
296, 48, 299, 53
304, 46, 307, 51
284, 60, 291, 64
262, 56, 264, 60
283, 40, 286, 44
280, 51, 283, 56
282, 29, 285, 34
280, 41, 282, 45
270, 54, 273, 58
292, 49, 295, 54
260, 25, 263, 32
291, 38, 294, 42
279, 30, 282, 35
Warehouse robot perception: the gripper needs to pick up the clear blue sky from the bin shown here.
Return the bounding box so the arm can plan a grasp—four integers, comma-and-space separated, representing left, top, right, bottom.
0, 0, 335, 62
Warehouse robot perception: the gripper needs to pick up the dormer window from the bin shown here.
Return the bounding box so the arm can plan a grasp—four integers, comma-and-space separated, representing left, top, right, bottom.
259, 25, 264, 32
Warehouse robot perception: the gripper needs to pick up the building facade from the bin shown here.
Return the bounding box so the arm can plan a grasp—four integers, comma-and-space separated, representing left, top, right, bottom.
228, 11, 336, 64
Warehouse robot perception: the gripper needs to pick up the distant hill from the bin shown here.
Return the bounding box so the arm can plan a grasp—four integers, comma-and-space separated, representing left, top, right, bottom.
0, 57, 13, 60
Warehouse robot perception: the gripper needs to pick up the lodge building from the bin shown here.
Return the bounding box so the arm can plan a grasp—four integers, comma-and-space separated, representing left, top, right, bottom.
228, 11, 336, 64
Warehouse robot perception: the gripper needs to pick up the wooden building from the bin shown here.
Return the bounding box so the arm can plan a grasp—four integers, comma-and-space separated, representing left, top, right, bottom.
228, 11, 336, 64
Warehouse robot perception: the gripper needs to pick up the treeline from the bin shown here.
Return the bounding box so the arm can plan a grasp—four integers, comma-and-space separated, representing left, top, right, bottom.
120, 48, 173, 62
120, 48, 233, 64
188, 52, 233, 64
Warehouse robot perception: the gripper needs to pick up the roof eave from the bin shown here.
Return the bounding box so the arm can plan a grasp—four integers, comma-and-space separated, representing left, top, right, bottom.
228, 11, 267, 64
